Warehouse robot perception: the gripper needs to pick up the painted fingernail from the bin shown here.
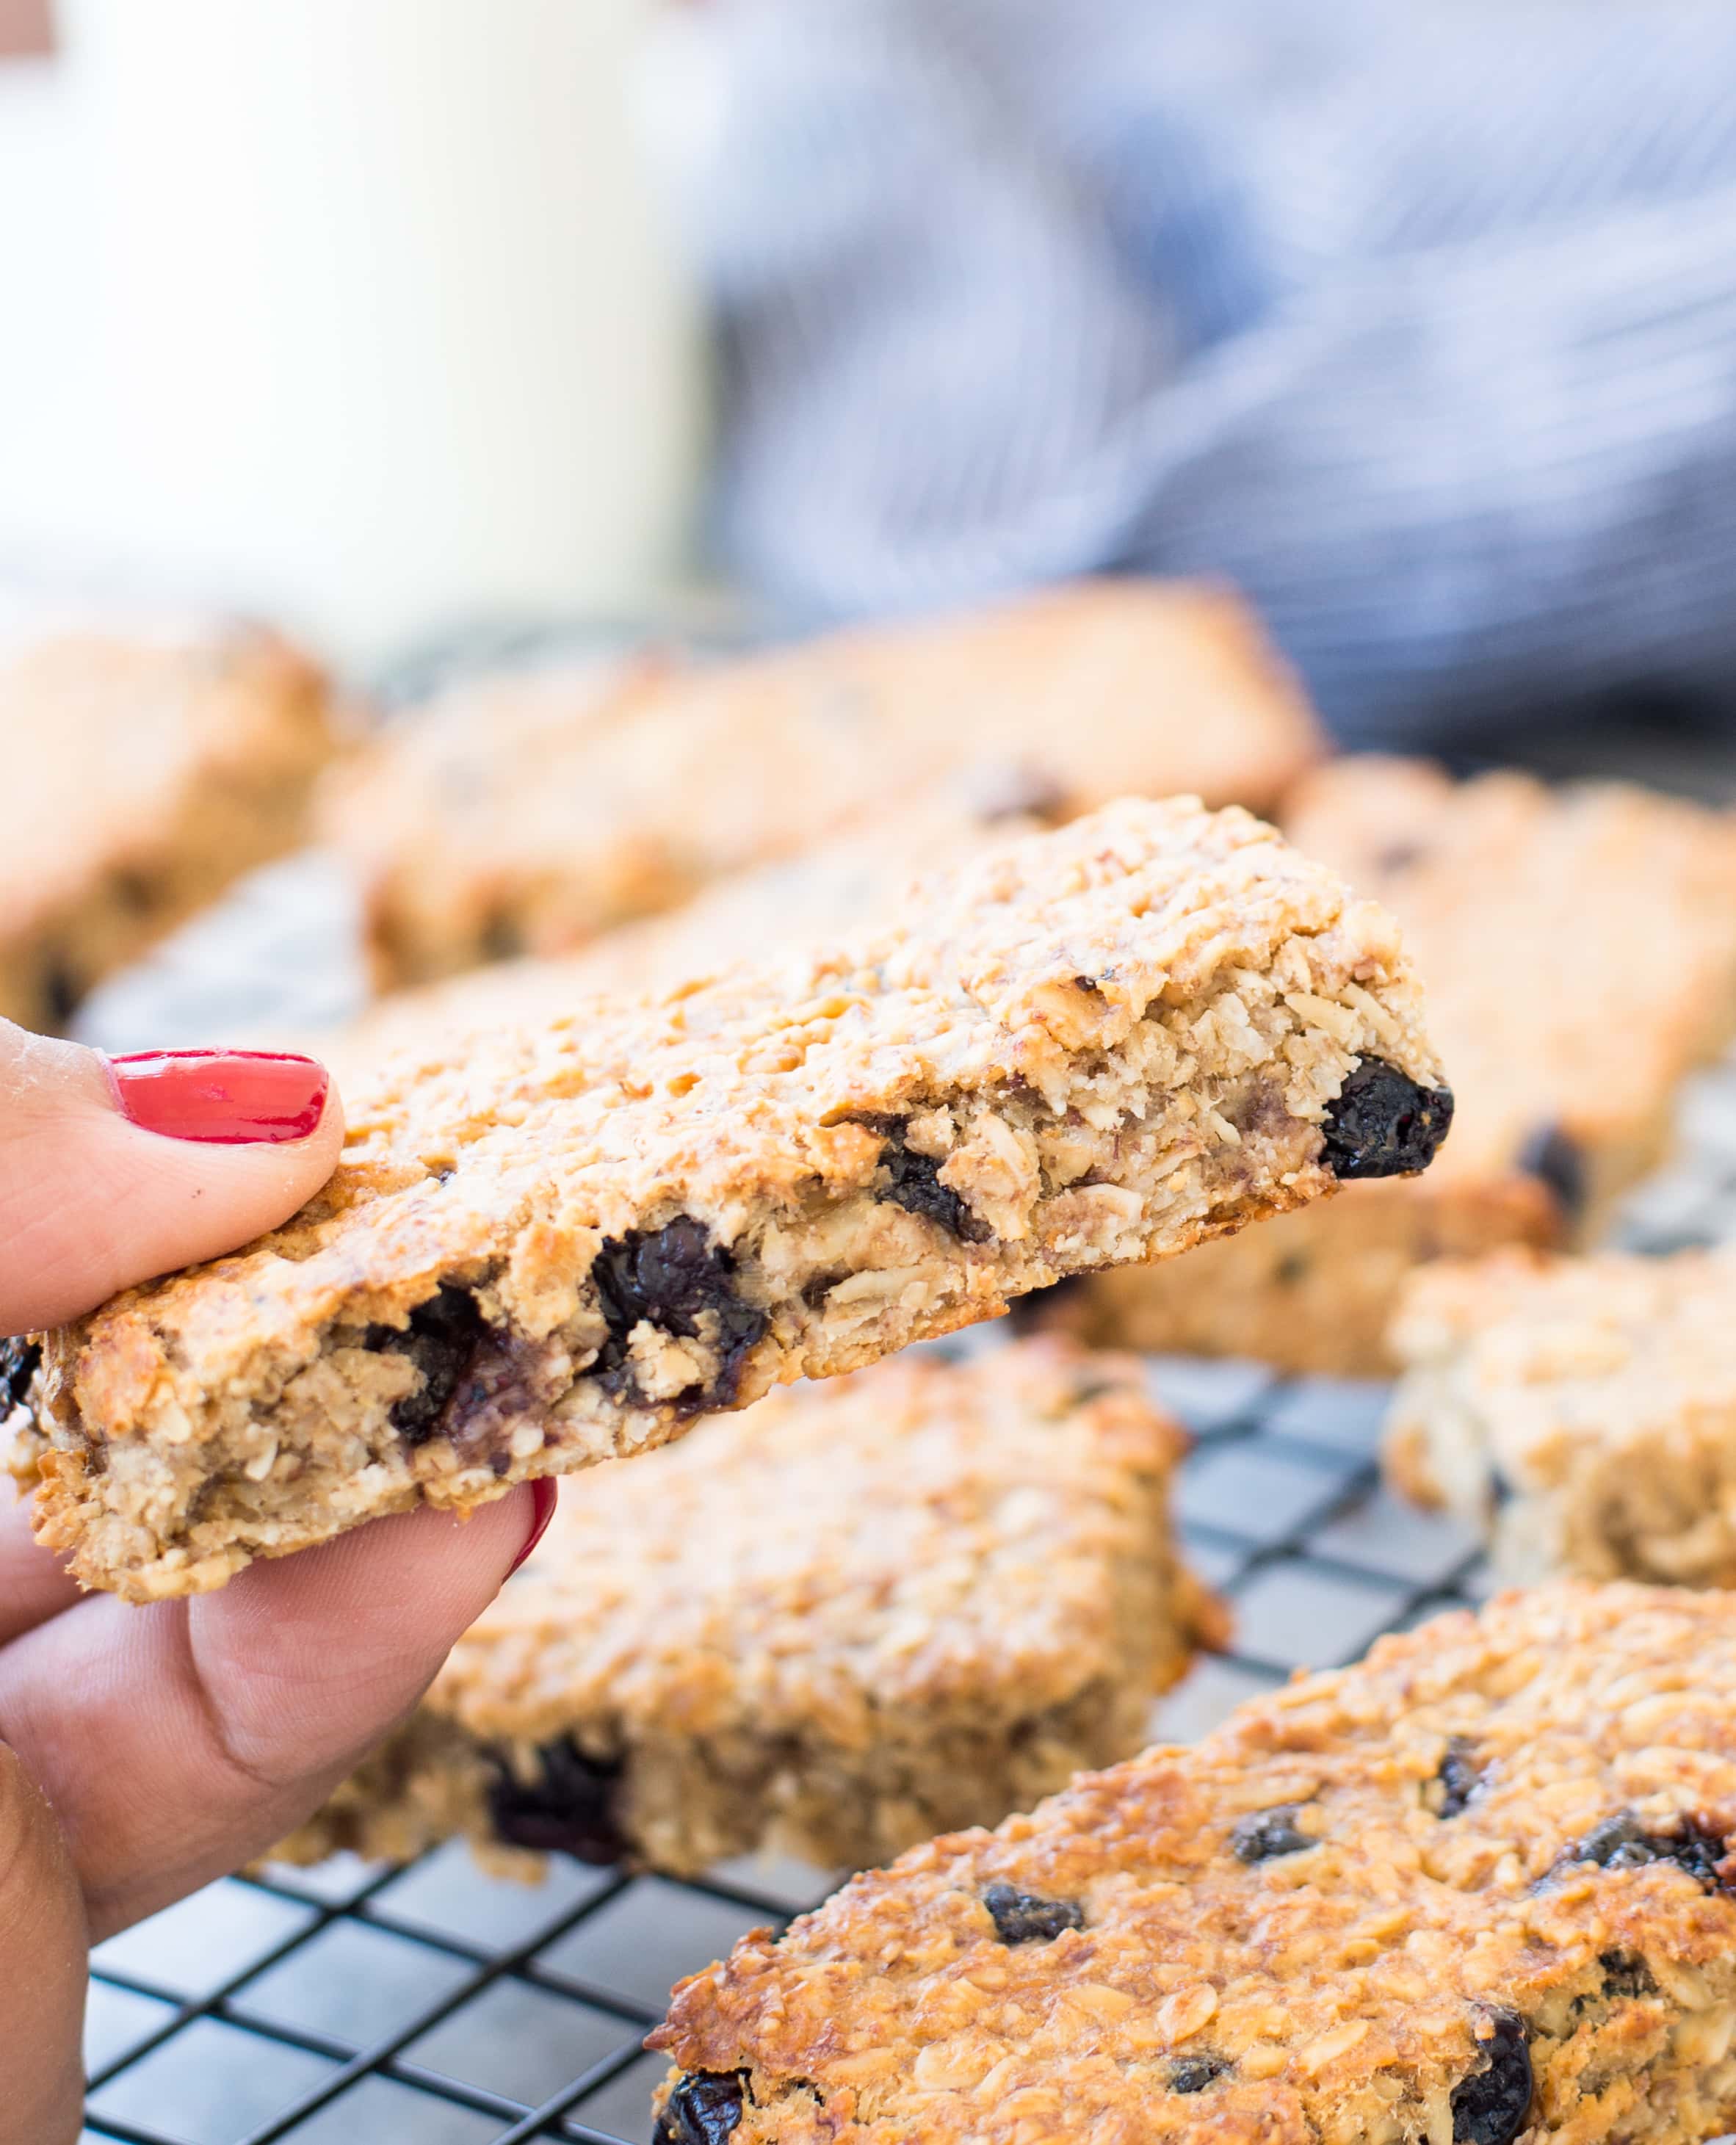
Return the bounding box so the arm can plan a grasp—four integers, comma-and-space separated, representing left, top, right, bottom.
106, 1049, 330, 1145
508, 1478, 559, 1577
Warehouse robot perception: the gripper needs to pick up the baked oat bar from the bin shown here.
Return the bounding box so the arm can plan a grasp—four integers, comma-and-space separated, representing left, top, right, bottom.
1067, 757, 1736, 1375
1386, 1245, 1736, 1585
652, 1582, 1736, 2145
308, 794, 1055, 1090
10, 797, 1447, 1602
0, 617, 339, 1032
274, 1339, 1223, 1877
330, 579, 1323, 990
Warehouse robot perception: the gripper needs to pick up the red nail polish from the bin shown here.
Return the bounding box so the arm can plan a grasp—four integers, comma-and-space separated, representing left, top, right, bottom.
106, 1049, 330, 1145
508, 1478, 559, 1576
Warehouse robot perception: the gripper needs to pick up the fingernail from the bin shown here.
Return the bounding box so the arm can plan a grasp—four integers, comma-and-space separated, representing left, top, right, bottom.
106, 1049, 330, 1145
508, 1478, 559, 1577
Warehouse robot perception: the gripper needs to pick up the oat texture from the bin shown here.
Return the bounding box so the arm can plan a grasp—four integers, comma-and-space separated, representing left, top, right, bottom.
273, 1339, 1223, 1877
11, 797, 1445, 1600
1386, 1247, 1736, 1586
305, 797, 1049, 1090
1073, 758, 1736, 1374
0, 620, 340, 1031
330, 580, 1322, 990
653, 1583, 1736, 2145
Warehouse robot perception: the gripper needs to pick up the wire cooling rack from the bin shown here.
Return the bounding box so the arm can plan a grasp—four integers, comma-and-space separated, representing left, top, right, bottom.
76, 1351, 1490, 2145
65, 703, 1736, 2145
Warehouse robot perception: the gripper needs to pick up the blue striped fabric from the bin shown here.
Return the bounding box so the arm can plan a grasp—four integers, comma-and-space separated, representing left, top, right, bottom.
681, 0, 1736, 743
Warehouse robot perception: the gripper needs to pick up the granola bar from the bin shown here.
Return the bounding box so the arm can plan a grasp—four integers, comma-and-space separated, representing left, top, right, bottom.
1386, 1245, 1736, 1585
311, 797, 1048, 1088
332, 581, 1323, 990
274, 1339, 1223, 1877
0, 619, 339, 1031
653, 1583, 1736, 2145
1068, 759, 1736, 1374
11, 797, 1447, 1601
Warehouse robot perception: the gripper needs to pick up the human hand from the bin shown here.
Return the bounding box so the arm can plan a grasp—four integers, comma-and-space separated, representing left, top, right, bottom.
0, 1023, 551, 2143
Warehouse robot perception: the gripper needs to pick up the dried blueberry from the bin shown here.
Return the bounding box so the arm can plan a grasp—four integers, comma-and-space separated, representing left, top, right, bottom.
1565, 1809, 1734, 1892
852, 1115, 991, 1244
1, 1334, 40, 1414
1516, 1123, 1585, 1229
486, 1737, 627, 1863
1230, 1805, 1312, 1862
1436, 1739, 1482, 1819
1574, 1811, 1652, 1869
1660, 1815, 1734, 1889
370, 1286, 487, 1444
656, 2070, 748, 2145
983, 1883, 1083, 1944
1321, 1063, 1454, 1179
1168, 2057, 1227, 2094
1598, 1949, 1657, 2001
593, 1217, 768, 1408
1450, 2012, 1532, 2145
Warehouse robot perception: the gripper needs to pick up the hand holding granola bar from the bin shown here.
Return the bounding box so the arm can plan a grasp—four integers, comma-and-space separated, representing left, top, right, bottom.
10, 798, 1450, 1602
0, 1019, 549, 2144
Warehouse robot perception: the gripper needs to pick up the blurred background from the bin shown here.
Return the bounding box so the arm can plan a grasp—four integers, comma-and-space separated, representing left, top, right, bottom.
0, 0, 705, 662
4, 0, 1736, 744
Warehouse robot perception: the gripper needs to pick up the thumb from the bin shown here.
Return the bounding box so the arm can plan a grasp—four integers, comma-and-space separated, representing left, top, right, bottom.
0, 1742, 87, 2143
0, 1022, 344, 1333
0, 1486, 549, 1935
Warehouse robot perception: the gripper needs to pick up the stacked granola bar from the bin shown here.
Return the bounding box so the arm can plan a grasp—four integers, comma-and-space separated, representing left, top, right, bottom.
1071, 759, 1736, 1372
1385, 1245, 1736, 1586
275, 1340, 1223, 1877
1, 620, 339, 1032
330, 580, 1322, 989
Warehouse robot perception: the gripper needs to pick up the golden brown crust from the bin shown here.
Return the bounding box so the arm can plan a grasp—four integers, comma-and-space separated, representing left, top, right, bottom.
0, 620, 341, 1030
17, 797, 1441, 1599
273, 1339, 1223, 1876
1385, 1246, 1736, 1585
1075, 757, 1736, 1374
329, 580, 1323, 991
652, 1584, 1736, 2145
